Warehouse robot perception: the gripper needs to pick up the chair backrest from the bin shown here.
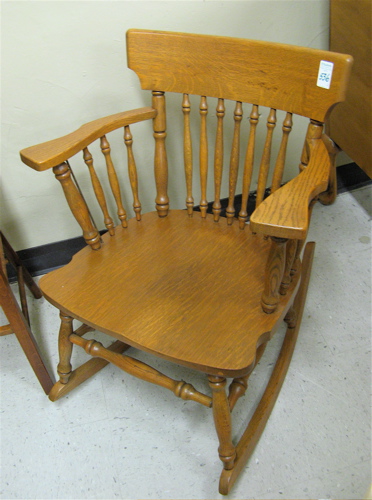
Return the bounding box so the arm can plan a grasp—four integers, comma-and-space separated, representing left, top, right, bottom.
20, 30, 353, 249
126, 30, 352, 223
127, 30, 351, 121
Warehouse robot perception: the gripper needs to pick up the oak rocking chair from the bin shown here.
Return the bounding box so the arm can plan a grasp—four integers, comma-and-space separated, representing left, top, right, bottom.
20, 31, 352, 494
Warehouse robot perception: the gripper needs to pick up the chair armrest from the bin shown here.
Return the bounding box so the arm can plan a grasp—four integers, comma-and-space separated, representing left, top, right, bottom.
250, 138, 331, 240
20, 107, 157, 171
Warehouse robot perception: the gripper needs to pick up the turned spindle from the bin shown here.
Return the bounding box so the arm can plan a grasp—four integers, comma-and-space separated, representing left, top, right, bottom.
256, 108, 277, 208
212, 98, 225, 222
238, 104, 259, 229
53, 163, 101, 250
199, 96, 209, 218
100, 135, 128, 228
261, 236, 287, 313
83, 147, 115, 235
182, 94, 194, 216
298, 119, 323, 172
124, 125, 142, 220
226, 102, 243, 225
271, 112, 293, 193
152, 91, 169, 217
279, 239, 298, 295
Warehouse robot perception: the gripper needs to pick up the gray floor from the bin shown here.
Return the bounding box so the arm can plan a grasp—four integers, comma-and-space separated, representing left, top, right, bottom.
1, 186, 371, 500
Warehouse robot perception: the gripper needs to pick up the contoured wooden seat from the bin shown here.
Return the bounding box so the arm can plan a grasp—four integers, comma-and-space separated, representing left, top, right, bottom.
20, 30, 352, 495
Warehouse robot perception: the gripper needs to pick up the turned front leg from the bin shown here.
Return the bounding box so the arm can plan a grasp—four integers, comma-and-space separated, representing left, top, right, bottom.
208, 376, 236, 470
57, 313, 73, 384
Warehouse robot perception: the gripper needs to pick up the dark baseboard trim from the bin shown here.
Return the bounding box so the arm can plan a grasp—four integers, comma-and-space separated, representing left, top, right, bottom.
336, 162, 371, 193
6, 162, 370, 282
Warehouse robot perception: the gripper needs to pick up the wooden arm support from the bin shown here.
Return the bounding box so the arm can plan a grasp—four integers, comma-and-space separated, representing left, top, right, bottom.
250, 137, 331, 240
20, 107, 157, 171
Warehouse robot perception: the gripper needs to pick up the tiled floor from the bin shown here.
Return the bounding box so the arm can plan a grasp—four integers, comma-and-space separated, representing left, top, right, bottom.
1, 186, 371, 500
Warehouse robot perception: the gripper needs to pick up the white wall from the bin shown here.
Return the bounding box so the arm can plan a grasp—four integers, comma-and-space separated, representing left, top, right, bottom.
1, 0, 330, 250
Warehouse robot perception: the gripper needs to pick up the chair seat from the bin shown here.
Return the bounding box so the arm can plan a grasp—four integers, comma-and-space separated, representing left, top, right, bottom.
40, 210, 299, 377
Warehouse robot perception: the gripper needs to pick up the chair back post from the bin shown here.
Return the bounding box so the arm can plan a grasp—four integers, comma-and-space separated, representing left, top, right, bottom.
152, 91, 169, 217
53, 162, 101, 250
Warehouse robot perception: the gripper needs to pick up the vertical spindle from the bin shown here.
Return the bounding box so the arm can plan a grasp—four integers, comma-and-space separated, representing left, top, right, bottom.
152, 91, 169, 217
212, 98, 225, 222
83, 147, 115, 235
226, 102, 243, 225
182, 94, 194, 216
256, 108, 277, 208
199, 96, 209, 218
271, 112, 293, 193
124, 125, 141, 221
100, 135, 127, 228
238, 105, 259, 229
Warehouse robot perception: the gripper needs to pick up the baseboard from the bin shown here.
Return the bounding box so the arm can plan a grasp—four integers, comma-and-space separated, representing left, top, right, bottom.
6, 162, 370, 282
336, 162, 371, 193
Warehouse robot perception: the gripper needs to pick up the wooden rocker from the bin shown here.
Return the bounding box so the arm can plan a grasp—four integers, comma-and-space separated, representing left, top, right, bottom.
20, 31, 352, 494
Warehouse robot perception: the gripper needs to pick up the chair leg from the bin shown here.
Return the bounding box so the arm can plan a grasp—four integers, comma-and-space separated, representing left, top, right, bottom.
57, 312, 74, 384
49, 315, 131, 402
208, 376, 237, 471
218, 241, 316, 495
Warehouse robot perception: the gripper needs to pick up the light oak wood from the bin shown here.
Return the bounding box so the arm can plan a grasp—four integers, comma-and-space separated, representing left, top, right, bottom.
83, 146, 115, 235
124, 125, 142, 220
261, 237, 288, 314
256, 108, 277, 208
238, 104, 259, 228
226, 102, 243, 224
271, 112, 293, 193
20, 108, 156, 171
71, 333, 212, 407
220, 242, 315, 494
53, 163, 101, 250
182, 94, 194, 216
209, 376, 237, 470
49, 337, 130, 402
152, 91, 169, 216
39, 211, 299, 378
199, 96, 208, 218
213, 98, 225, 222
228, 341, 267, 411
100, 135, 128, 228
19, 30, 352, 495
250, 136, 331, 239
127, 30, 352, 121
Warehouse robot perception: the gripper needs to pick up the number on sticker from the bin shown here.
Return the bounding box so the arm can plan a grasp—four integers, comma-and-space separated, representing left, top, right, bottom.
317, 60, 334, 89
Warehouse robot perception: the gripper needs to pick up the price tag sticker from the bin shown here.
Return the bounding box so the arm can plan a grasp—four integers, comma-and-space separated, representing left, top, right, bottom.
317, 60, 334, 89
